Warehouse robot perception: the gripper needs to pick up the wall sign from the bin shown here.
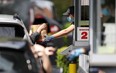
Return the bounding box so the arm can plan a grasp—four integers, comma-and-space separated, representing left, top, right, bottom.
77, 27, 89, 41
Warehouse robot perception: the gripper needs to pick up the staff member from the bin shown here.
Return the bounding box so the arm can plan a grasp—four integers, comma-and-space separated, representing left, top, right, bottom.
44, 6, 90, 61
45, 6, 75, 40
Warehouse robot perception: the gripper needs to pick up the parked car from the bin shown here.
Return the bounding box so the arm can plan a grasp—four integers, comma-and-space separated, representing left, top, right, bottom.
0, 14, 38, 73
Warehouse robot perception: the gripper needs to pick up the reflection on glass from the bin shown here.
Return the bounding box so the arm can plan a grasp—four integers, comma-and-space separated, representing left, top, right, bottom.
96, 0, 116, 54
81, 6, 89, 27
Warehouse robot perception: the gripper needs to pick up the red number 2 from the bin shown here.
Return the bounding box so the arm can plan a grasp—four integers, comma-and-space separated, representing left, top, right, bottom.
81, 32, 87, 39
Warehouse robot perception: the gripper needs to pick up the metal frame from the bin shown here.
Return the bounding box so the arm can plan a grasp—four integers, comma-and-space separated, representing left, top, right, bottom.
74, 0, 81, 42
74, 0, 90, 73
74, 0, 90, 47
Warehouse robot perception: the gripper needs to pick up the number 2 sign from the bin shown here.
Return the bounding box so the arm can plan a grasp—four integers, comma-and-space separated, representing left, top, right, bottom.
77, 27, 89, 41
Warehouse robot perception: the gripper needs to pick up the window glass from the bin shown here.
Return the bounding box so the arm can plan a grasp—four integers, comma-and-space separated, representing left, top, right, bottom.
96, 0, 116, 54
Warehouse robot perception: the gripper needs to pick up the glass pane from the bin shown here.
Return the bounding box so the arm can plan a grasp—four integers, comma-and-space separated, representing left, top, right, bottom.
81, 5, 89, 27
81, 0, 89, 27
96, 0, 116, 54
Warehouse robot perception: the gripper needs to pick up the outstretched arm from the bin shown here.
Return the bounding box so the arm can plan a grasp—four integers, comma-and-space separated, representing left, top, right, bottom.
44, 24, 74, 42
52, 25, 75, 38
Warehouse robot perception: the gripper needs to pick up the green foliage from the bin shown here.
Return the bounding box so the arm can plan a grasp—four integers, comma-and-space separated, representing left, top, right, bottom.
61, 22, 72, 45
63, 22, 71, 29
62, 36, 69, 46
56, 46, 79, 73
56, 46, 70, 73
52, 0, 73, 19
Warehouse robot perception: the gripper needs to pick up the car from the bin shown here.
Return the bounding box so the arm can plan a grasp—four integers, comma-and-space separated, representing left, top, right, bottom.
0, 14, 38, 73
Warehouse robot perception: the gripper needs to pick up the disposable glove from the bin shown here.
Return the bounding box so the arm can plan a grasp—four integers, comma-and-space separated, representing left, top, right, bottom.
44, 36, 55, 42
67, 48, 84, 61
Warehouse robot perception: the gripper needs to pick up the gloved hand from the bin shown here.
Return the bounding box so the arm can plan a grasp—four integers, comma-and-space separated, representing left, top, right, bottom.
67, 48, 84, 61
44, 36, 55, 42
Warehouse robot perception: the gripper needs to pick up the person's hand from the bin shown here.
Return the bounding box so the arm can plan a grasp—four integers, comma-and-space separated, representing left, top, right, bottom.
45, 47, 56, 55
31, 44, 55, 58
31, 44, 53, 73
31, 44, 45, 58
67, 48, 84, 61
44, 36, 55, 42
36, 23, 47, 33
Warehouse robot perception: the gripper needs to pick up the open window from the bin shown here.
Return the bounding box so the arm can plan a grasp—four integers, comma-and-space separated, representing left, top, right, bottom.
0, 24, 24, 38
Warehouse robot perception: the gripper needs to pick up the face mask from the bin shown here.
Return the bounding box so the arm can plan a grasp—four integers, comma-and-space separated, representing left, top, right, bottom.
67, 17, 74, 22
102, 8, 110, 16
